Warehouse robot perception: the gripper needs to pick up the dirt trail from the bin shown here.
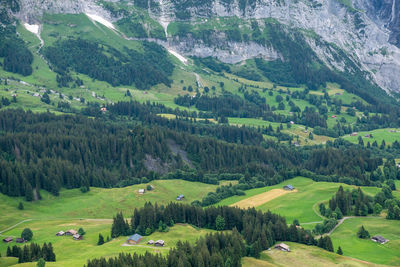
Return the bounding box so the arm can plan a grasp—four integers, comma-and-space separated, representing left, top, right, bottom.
0, 219, 33, 237
328, 216, 382, 235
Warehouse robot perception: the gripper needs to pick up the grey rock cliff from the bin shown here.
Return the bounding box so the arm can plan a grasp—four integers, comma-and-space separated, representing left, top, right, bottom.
11, 0, 400, 92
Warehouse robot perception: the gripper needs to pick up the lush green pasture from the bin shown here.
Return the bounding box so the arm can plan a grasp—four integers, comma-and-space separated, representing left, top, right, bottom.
0, 180, 218, 231
344, 128, 400, 145
242, 242, 387, 267
331, 217, 400, 265
0, 221, 215, 267
217, 177, 384, 225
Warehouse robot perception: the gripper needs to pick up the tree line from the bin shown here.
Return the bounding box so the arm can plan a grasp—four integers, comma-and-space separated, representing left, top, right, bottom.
6, 242, 56, 263
87, 231, 245, 267
110, 202, 337, 258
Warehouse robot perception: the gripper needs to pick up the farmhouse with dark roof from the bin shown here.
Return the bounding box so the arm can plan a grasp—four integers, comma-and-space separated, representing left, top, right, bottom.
283, 185, 295, 191
127, 234, 143, 244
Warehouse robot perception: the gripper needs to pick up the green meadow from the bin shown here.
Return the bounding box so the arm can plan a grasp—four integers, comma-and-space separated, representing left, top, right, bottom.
242, 242, 387, 267
0, 221, 216, 267
218, 177, 400, 265
344, 128, 400, 146
217, 177, 387, 225
0, 180, 221, 266
331, 217, 400, 265
0, 180, 218, 231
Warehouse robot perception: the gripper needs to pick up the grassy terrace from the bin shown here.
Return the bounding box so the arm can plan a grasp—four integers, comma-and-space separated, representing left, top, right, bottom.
0, 180, 218, 230
217, 177, 400, 265
331, 218, 400, 265
217, 177, 389, 225
243, 242, 387, 266
0, 179, 222, 266
0, 222, 216, 267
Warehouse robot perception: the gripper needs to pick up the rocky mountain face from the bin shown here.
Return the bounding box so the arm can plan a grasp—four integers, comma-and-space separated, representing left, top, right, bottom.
10, 0, 400, 93
354, 0, 400, 47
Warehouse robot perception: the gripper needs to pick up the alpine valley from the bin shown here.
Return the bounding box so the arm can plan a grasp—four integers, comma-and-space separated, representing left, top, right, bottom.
0, 0, 400, 266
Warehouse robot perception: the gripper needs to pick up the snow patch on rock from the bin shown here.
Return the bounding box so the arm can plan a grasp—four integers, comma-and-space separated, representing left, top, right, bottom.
23, 23, 39, 35
167, 49, 188, 65
85, 13, 115, 30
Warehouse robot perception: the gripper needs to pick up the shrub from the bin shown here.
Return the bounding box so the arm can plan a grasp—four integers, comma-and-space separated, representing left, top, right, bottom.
21, 228, 33, 241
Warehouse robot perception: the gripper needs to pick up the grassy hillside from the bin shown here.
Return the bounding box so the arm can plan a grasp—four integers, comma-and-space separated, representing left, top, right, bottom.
242, 242, 388, 266
0, 222, 216, 267
217, 177, 400, 265
331, 217, 400, 265
0, 179, 222, 266
343, 128, 400, 145
217, 177, 388, 225
0, 180, 219, 230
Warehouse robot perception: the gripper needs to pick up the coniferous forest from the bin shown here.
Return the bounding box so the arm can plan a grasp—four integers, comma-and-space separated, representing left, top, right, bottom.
1, 108, 398, 201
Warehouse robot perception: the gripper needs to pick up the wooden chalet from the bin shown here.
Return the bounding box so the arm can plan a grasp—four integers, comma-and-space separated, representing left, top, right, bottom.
274, 243, 290, 252
16, 238, 27, 243
56, 231, 65, 236
3, 237, 12, 243
66, 229, 78, 236
127, 234, 143, 245
155, 240, 165, 247
283, 185, 295, 191
371, 236, 388, 244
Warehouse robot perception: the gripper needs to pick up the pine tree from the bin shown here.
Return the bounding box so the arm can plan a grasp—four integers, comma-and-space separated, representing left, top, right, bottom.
97, 234, 105, 245
25, 183, 34, 202
357, 226, 370, 239
324, 236, 334, 252
18, 202, 24, 210
22, 246, 30, 263
216, 215, 225, 231
78, 228, 85, 236
337, 246, 343, 255
47, 243, 56, 261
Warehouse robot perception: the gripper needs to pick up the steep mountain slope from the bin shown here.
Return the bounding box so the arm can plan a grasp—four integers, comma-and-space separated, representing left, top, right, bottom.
2, 0, 400, 96
139, 0, 400, 93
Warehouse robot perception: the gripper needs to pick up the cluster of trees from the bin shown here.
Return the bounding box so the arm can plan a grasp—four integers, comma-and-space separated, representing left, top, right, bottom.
174, 93, 267, 118
6, 243, 56, 263
111, 202, 318, 257
320, 185, 395, 218
313, 219, 337, 235
87, 231, 245, 267
194, 183, 246, 206
44, 39, 173, 89
357, 226, 370, 239
0, 22, 33, 76
102, 101, 264, 146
